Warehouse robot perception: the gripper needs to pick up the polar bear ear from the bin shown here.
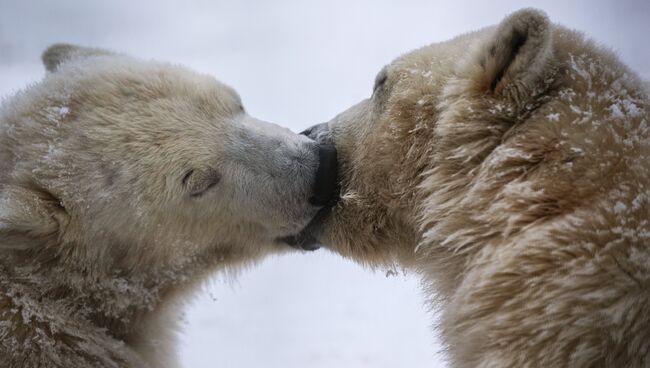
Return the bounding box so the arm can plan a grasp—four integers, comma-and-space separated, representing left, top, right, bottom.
42, 43, 115, 73
466, 8, 552, 97
0, 186, 68, 250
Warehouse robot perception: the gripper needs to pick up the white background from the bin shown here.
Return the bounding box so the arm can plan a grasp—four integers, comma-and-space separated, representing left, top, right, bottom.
1, 1, 648, 367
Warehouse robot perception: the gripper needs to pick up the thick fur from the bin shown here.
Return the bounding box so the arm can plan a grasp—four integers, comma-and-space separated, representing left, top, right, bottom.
313, 9, 650, 367
0, 44, 321, 367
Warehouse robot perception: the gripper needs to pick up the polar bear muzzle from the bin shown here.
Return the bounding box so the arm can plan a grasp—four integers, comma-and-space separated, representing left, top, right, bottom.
278, 125, 340, 251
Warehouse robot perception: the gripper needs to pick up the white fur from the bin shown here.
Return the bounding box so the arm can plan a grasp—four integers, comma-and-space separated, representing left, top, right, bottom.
316, 9, 650, 367
0, 44, 320, 368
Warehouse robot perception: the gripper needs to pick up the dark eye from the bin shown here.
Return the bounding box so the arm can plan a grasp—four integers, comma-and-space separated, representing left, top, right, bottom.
182, 168, 221, 198
181, 170, 194, 185
239, 104, 245, 113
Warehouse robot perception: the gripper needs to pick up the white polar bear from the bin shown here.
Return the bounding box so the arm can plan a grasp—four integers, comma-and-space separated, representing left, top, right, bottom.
301, 8, 650, 368
0, 44, 337, 368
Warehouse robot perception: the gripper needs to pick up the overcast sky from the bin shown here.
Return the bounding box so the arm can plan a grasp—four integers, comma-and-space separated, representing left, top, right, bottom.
1, 1, 648, 367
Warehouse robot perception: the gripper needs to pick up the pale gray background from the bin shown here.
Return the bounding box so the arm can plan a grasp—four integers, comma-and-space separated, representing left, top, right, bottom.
1, 1, 648, 367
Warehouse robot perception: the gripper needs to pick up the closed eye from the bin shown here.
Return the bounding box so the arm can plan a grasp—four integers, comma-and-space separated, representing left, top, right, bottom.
182, 168, 221, 198
373, 68, 389, 94
181, 169, 194, 185
190, 181, 218, 198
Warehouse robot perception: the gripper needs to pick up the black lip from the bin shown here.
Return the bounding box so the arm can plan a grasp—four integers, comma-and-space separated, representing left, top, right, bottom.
279, 195, 338, 251
309, 144, 338, 207
282, 123, 339, 250
309, 144, 339, 207
279, 232, 321, 251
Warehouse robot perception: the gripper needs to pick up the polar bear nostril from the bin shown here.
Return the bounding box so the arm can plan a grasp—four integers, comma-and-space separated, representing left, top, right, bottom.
309, 144, 339, 207
300, 123, 322, 138
300, 122, 332, 144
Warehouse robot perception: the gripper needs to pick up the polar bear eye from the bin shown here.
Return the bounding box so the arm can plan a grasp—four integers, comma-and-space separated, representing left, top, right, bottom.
233, 95, 245, 113
182, 168, 221, 198
373, 68, 389, 94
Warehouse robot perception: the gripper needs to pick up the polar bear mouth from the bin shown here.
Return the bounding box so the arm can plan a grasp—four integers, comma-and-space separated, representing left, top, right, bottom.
308, 144, 338, 207
278, 203, 334, 251
280, 164, 339, 250
279, 127, 340, 251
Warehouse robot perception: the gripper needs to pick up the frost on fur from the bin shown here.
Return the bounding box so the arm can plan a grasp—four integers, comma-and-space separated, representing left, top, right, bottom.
1, 44, 324, 367
41, 43, 114, 72
312, 8, 650, 368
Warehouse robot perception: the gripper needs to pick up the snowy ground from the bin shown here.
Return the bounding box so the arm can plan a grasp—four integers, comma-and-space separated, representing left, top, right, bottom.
0, 1, 648, 367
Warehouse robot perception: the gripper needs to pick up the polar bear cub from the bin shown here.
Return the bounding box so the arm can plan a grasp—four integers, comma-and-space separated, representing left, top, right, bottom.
0, 44, 337, 368
301, 8, 650, 368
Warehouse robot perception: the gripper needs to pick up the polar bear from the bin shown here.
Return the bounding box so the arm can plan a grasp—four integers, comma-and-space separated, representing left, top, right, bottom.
0, 44, 337, 368
300, 9, 650, 368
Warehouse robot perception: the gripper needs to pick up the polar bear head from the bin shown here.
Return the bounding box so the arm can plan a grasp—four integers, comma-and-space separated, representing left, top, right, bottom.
0, 44, 337, 272
299, 8, 648, 273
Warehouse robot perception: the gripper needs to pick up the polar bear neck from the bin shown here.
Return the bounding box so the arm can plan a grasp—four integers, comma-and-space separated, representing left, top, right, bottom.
0, 240, 257, 356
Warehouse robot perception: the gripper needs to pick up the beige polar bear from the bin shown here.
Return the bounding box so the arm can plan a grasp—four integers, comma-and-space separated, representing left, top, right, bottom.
0, 44, 337, 367
299, 8, 650, 368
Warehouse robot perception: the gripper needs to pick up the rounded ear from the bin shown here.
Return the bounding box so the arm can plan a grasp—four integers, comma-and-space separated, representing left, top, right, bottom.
42, 43, 115, 73
465, 8, 553, 99
0, 186, 69, 250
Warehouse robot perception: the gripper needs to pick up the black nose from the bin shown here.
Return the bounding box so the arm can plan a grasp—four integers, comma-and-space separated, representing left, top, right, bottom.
300, 122, 332, 144
300, 125, 317, 137
309, 144, 338, 207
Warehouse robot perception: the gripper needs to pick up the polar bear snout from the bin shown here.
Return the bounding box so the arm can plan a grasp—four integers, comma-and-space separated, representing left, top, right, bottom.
301, 123, 339, 207
301, 122, 334, 146
301, 123, 339, 206
276, 125, 339, 250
